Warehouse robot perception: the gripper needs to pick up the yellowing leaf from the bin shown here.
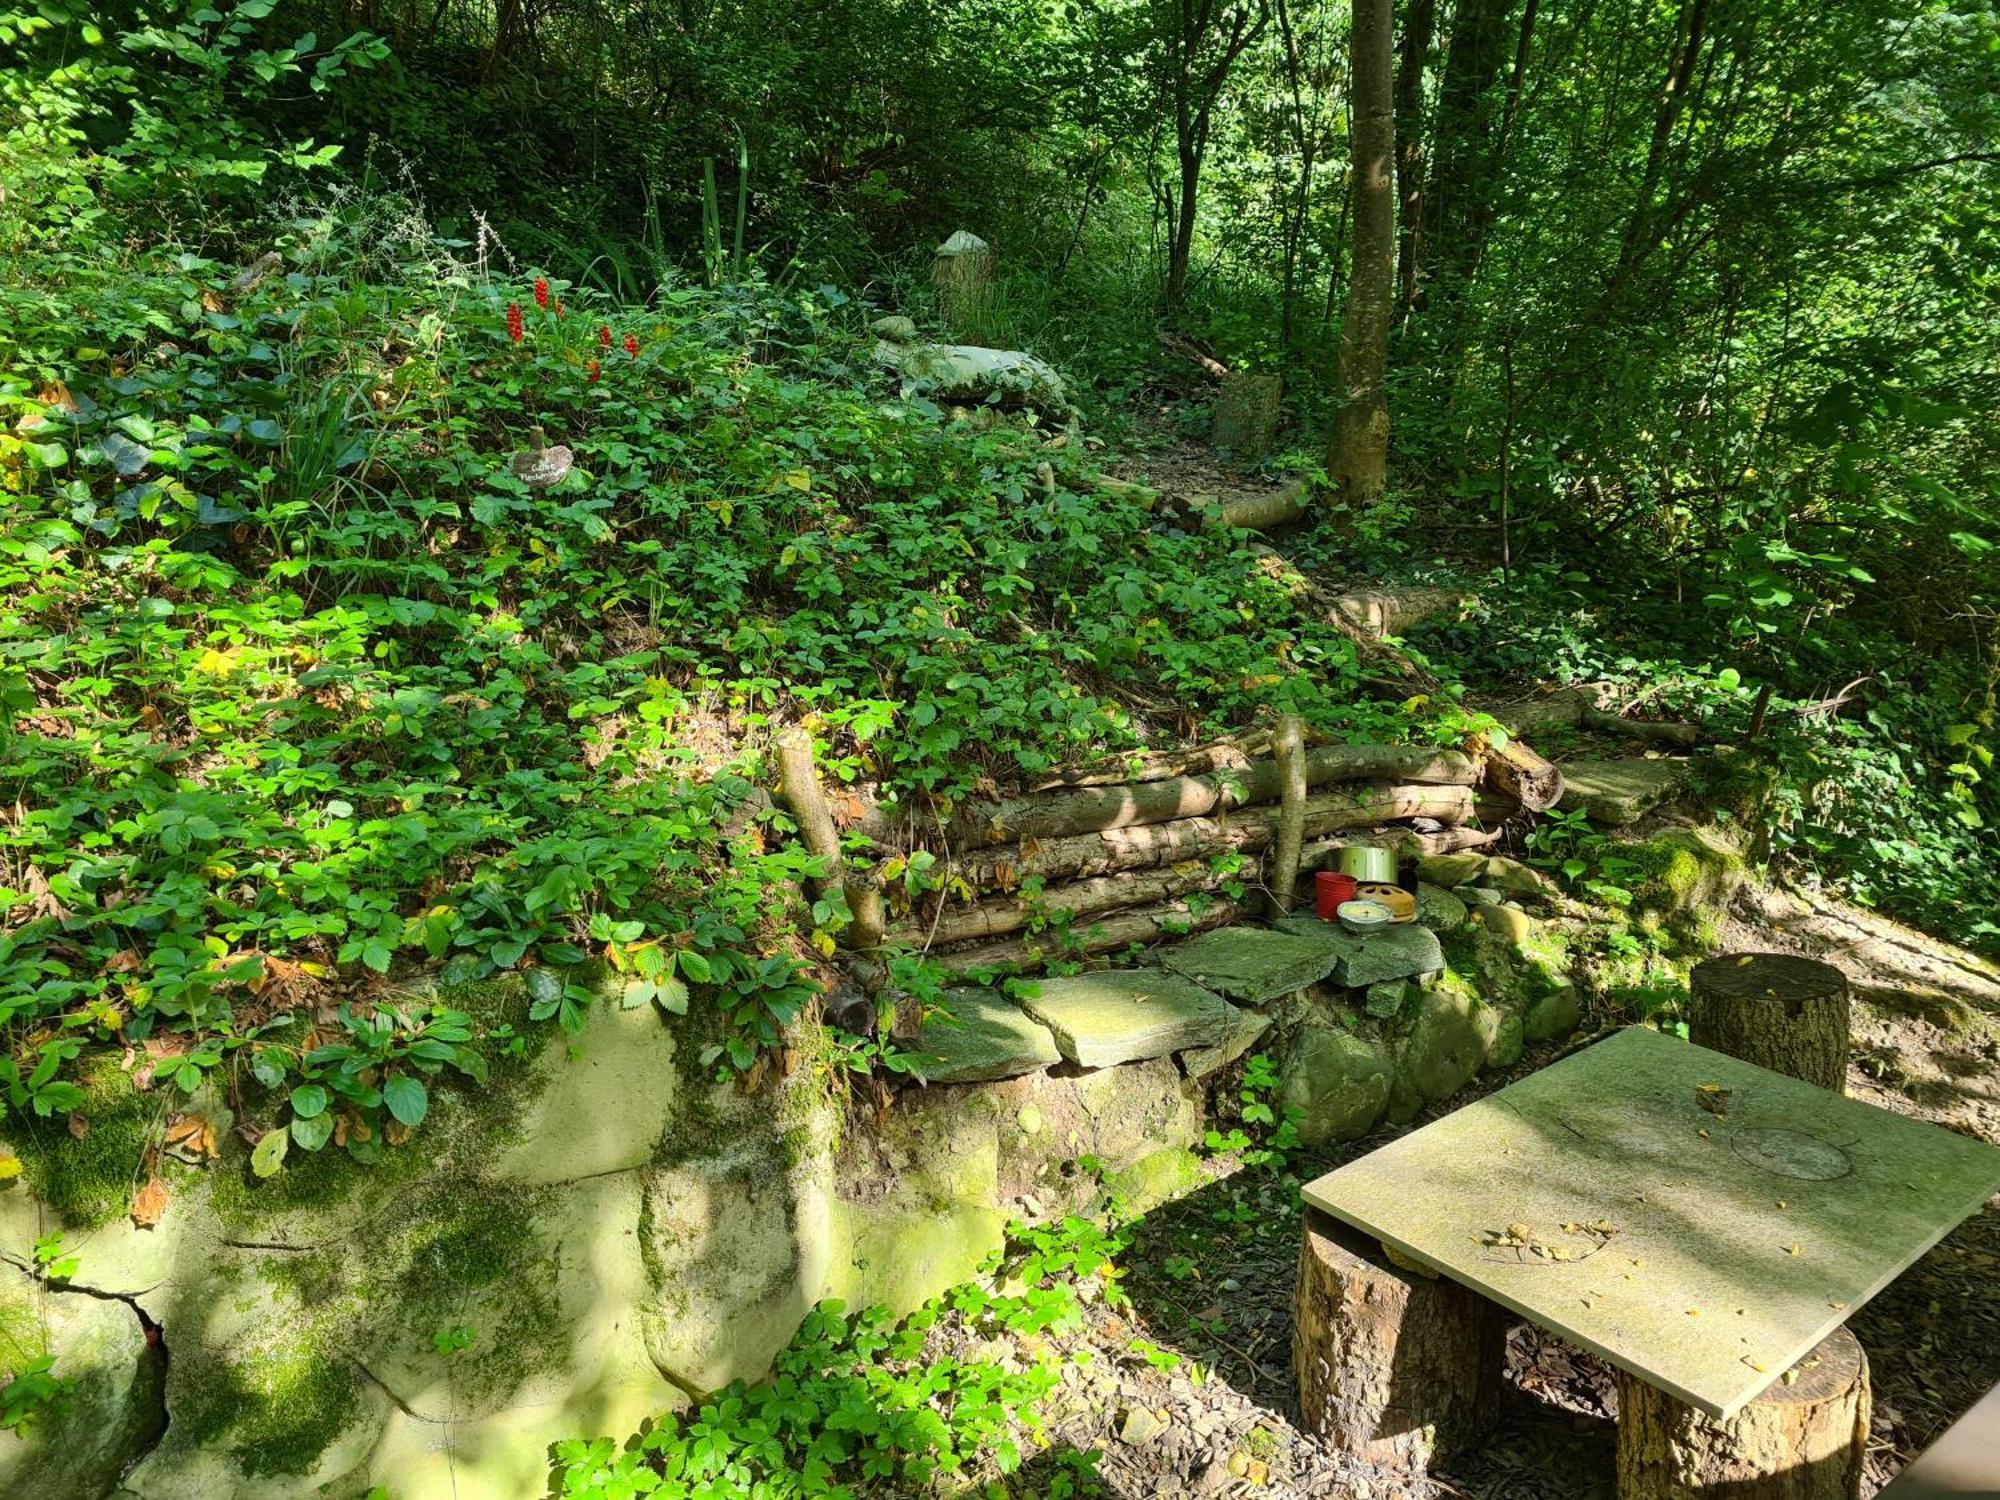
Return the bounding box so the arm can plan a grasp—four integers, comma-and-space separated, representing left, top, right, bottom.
252, 1127, 289, 1179
781, 468, 812, 492
0, 1154, 22, 1180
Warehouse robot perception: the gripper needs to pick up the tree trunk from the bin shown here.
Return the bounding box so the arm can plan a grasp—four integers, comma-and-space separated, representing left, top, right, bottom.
923, 894, 1246, 973
1393, 0, 1438, 313
1689, 953, 1850, 1093
1211, 372, 1284, 457
1266, 715, 1309, 916
1327, 0, 1395, 507
1422, 0, 1511, 292
1294, 1209, 1506, 1467
775, 728, 885, 951
1616, 1328, 1869, 1500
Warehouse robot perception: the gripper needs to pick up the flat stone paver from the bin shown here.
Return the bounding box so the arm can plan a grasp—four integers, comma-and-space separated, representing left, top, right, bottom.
907, 988, 1061, 1082
1018, 970, 1236, 1069
1272, 914, 1445, 988
1303, 1026, 2000, 1417
1558, 757, 1689, 826
1160, 926, 1346, 1005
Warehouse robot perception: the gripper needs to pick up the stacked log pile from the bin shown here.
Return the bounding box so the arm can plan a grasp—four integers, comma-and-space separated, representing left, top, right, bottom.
778, 728, 1553, 978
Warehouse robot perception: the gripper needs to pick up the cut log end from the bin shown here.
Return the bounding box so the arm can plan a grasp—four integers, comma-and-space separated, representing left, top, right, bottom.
1690, 952, 1851, 1093
1616, 1328, 1869, 1500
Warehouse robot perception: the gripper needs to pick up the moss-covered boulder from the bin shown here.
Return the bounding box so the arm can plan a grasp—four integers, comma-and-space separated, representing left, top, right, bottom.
1279, 1028, 1393, 1147
0, 1265, 164, 1497
1398, 986, 1486, 1103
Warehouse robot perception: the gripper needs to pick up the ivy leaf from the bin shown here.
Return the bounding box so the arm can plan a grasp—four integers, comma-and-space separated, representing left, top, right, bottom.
383, 1076, 429, 1128
252, 1127, 289, 1178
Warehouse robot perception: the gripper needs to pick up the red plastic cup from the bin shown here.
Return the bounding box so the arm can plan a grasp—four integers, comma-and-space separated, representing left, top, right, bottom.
1315, 871, 1359, 919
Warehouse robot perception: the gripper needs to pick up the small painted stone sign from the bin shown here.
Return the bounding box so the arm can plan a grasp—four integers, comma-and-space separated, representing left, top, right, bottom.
1302, 1026, 2000, 1417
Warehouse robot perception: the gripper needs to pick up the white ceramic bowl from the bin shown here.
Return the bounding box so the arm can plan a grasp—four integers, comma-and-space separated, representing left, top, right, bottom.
1337, 898, 1395, 935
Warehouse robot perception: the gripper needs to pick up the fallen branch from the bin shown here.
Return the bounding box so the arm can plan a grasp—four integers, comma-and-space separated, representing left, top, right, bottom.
1480, 736, 1565, 814
1204, 475, 1314, 532
1327, 586, 1468, 639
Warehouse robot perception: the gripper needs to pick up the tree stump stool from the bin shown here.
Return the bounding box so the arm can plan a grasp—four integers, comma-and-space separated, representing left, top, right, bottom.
1294, 1208, 1506, 1468
1616, 1327, 1870, 1499
1211, 371, 1282, 458
1690, 953, 1850, 1093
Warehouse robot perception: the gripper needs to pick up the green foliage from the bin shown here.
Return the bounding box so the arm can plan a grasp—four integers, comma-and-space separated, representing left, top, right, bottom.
552, 1217, 1125, 1499
1202, 1052, 1302, 1165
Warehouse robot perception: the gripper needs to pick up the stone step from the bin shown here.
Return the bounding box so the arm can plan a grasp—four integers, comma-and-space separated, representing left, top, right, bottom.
1017, 969, 1238, 1068
1556, 756, 1691, 826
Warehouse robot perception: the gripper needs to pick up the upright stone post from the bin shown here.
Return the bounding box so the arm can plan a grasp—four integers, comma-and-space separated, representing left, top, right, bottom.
1689, 953, 1850, 1092
932, 230, 995, 339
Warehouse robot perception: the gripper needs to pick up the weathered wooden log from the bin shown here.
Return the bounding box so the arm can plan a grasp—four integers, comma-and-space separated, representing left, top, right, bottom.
950, 784, 1476, 889
1031, 733, 1270, 790
775, 728, 885, 951
932, 229, 995, 335
1266, 715, 1308, 917
1483, 736, 1565, 814
1328, 586, 1467, 639
1206, 475, 1313, 531
923, 894, 1245, 974
953, 744, 1479, 847
1616, 1328, 1869, 1500
887, 859, 1243, 948
1294, 1209, 1506, 1468
1689, 953, 1851, 1093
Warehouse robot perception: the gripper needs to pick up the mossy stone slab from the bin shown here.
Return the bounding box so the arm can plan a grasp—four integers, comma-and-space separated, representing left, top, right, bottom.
907, 988, 1061, 1083
1017, 970, 1236, 1068
1559, 757, 1690, 826
1273, 914, 1445, 988
1303, 1026, 2000, 1418
1160, 926, 1346, 1005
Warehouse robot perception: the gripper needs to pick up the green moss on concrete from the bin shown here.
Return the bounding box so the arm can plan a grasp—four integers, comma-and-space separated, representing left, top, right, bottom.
13, 1055, 153, 1228
173, 1343, 363, 1478
1104, 1146, 1203, 1214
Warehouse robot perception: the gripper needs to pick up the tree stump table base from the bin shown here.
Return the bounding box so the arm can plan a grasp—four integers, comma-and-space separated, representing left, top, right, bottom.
1294, 1208, 1506, 1469
1616, 1327, 1870, 1500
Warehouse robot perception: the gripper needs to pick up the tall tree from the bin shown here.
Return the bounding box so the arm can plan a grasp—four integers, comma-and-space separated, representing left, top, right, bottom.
1157, 0, 1271, 311
1328, 0, 1396, 504
1393, 0, 1437, 313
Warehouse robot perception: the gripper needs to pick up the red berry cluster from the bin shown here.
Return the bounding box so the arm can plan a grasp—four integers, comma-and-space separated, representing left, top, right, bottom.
508, 283, 638, 380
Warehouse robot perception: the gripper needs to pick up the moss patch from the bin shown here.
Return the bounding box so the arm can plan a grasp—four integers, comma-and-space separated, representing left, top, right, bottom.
173, 1344, 363, 1478
12, 1055, 154, 1229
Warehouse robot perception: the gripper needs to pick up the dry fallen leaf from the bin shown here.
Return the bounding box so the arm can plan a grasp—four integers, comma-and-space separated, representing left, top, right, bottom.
67, 1112, 91, 1141
165, 1114, 217, 1160
131, 1174, 170, 1229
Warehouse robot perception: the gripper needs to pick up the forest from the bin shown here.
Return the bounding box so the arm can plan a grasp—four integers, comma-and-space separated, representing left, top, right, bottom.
1, 1, 1997, 1498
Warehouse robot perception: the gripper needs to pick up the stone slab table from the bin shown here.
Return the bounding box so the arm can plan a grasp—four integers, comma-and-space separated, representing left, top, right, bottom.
1297, 1026, 2000, 1487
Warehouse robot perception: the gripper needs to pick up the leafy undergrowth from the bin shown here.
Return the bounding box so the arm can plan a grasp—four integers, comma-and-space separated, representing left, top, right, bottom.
0, 191, 1420, 1147
1406, 565, 2000, 958
553, 1216, 1126, 1499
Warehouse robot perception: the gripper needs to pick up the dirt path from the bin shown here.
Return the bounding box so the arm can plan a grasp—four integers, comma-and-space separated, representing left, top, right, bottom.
1030, 881, 1999, 1500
